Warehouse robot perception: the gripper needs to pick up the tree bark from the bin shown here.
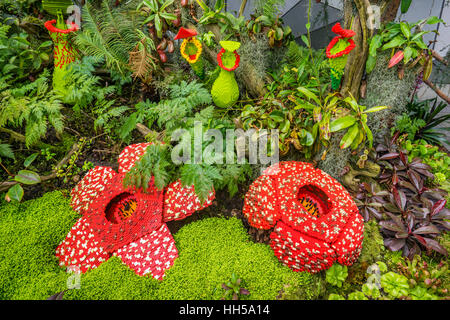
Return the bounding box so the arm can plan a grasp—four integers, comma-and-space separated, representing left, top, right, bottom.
340, 0, 398, 99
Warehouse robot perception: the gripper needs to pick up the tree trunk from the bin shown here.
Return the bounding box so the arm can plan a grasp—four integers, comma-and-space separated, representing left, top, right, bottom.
340, 0, 400, 99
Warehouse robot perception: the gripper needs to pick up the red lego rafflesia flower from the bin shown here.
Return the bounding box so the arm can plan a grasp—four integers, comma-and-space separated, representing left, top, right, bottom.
243, 161, 364, 273
56, 143, 214, 280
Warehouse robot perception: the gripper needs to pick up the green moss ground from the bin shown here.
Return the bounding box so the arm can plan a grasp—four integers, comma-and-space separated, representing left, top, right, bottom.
0, 191, 321, 300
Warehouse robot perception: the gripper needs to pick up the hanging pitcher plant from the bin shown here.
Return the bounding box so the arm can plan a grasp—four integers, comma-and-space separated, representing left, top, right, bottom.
174, 27, 204, 79
326, 23, 356, 90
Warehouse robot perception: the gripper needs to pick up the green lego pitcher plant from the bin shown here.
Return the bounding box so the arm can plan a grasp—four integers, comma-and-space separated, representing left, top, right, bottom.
44, 10, 79, 97
326, 23, 355, 90
211, 41, 241, 108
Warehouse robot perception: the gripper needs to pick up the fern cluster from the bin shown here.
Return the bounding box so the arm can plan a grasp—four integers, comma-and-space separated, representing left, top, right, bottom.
74, 0, 144, 75
62, 56, 117, 112
0, 69, 64, 147
123, 80, 252, 202
254, 0, 286, 17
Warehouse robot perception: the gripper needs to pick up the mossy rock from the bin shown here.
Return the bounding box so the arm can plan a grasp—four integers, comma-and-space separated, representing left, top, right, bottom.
0, 191, 321, 300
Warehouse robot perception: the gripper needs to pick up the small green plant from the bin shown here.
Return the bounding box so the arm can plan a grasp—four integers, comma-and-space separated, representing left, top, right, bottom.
221, 273, 250, 300
402, 139, 449, 185
41, 148, 57, 162
395, 96, 450, 146
55, 137, 91, 183
396, 255, 448, 298
325, 264, 348, 288
380, 271, 410, 298
366, 16, 443, 75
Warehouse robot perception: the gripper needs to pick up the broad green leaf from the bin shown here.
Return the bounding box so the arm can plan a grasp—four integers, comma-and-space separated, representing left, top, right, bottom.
426, 16, 444, 25
160, 0, 174, 11
297, 86, 320, 105
301, 34, 309, 47
403, 46, 413, 63
340, 124, 359, 149
400, 0, 412, 13
330, 116, 357, 132
280, 119, 290, 133
300, 129, 314, 146
369, 34, 383, 56
6, 184, 24, 202
400, 22, 410, 39
411, 31, 428, 41
14, 170, 41, 185
413, 39, 428, 50
365, 54, 377, 74
362, 121, 373, 148
24, 153, 38, 168
154, 14, 162, 38
381, 36, 406, 50
269, 110, 285, 122
364, 105, 389, 113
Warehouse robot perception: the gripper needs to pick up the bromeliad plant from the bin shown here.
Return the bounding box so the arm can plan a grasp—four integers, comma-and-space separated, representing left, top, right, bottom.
366, 16, 444, 77
395, 96, 450, 146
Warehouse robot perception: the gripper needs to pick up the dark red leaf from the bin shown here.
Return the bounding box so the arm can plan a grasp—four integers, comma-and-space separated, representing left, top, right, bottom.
380, 221, 405, 233
431, 199, 446, 217
423, 238, 448, 256
413, 225, 440, 235
384, 238, 406, 251
393, 186, 406, 211
378, 152, 399, 161
239, 288, 250, 295
47, 290, 65, 300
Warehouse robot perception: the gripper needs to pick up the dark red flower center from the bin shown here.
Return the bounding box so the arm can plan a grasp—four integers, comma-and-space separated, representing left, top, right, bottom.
105, 192, 137, 224
297, 185, 331, 218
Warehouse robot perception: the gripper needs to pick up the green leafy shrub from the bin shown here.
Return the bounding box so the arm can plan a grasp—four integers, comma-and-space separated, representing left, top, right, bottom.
395, 97, 450, 146
0, 69, 64, 147
0, 21, 52, 83
402, 139, 450, 185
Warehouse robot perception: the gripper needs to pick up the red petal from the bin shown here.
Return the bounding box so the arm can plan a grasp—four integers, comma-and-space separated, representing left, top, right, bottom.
331, 212, 364, 265
174, 27, 197, 40
163, 180, 215, 222
71, 166, 117, 215
118, 143, 152, 173
55, 217, 110, 272
242, 172, 280, 230
114, 223, 178, 279
270, 221, 337, 273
